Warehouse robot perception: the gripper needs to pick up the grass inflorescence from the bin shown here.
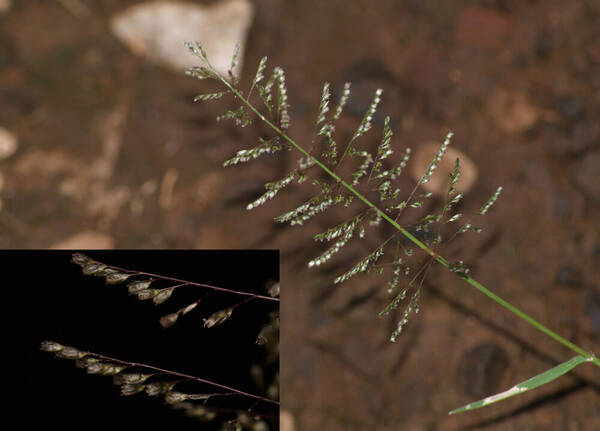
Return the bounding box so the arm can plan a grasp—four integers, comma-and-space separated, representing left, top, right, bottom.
185, 41, 600, 414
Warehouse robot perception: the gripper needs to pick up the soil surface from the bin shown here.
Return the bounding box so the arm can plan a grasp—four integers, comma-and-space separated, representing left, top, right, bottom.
2, 1, 599, 430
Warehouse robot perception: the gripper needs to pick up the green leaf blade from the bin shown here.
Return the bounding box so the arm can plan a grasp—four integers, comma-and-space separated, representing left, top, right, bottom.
449, 355, 591, 415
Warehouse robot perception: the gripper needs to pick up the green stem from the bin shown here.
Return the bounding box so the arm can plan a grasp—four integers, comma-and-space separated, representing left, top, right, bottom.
218, 75, 599, 368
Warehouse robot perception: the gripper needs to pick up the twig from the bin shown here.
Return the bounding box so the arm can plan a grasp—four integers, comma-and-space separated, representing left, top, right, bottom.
104, 263, 279, 302
85, 350, 279, 406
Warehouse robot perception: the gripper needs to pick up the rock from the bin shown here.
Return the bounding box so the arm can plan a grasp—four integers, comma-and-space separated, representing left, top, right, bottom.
0, 170, 3, 210
110, 0, 254, 77
457, 342, 509, 398
411, 141, 478, 196
0, 0, 11, 15
573, 150, 600, 202
0, 126, 17, 160
50, 231, 115, 249
280, 411, 295, 431
488, 89, 539, 134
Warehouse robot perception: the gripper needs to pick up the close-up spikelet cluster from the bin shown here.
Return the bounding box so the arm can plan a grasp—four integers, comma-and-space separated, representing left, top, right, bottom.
71, 252, 279, 340
40, 340, 273, 426
23, 251, 279, 430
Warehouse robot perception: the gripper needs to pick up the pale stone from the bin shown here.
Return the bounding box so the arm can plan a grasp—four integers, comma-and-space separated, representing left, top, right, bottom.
574, 150, 600, 202
411, 142, 478, 196
0, 126, 17, 160
488, 89, 539, 134
50, 231, 115, 249
0, 0, 11, 15
110, 0, 254, 77
280, 411, 295, 431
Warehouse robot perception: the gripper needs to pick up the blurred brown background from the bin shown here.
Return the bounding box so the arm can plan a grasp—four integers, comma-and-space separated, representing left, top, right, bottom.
1, 0, 599, 429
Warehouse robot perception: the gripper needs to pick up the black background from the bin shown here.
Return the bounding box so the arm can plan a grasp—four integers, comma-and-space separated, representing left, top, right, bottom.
9, 250, 279, 429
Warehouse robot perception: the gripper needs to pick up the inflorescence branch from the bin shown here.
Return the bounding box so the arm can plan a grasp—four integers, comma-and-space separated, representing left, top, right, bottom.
71, 253, 280, 338
41, 341, 279, 416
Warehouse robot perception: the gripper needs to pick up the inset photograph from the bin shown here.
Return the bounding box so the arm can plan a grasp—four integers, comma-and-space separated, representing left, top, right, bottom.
10, 250, 279, 430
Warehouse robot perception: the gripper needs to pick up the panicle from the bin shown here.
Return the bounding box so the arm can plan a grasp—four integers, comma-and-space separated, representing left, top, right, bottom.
421, 132, 453, 184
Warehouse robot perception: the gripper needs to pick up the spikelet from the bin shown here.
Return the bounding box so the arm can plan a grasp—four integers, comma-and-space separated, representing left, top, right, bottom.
194, 92, 225, 102
185, 66, 217, 81
316, 82, 330, 125
390, 289, 421, 342
127, 280, 152, 294
349, 149, 374, 186
216, 106, 251, 127
334, 247, 384, 284
444, 192, 463, 214
145, 382, 176, 396
105, 272, 132, 284
246, 172, 295, 210
41, 341, 64, 352
250, 56, 268, 93
372, 116, 393, 175
228, 42, 240, 84
113, 373, 151, 385
320, 82, 351, 165
351, 88, 382, 142
153, 288, 174, 305
258, 68, 277, 114
314, 215, 360, 242
185, 41, 208, 60
159, 313, 179, 328
137, 289, 161, 300
223, 137, 285, 167
376, 147, 411, 181
275, 193, 343, 226
274, 67, 290, 130
387, 256, 403, 293
448, 158, 460, 196
478, 186, 503, 215
421, 132, 453, 184
121, 384, 146, 396
308, 217, 361, 267
204, 308, 234, 328
71, 253, 91, 266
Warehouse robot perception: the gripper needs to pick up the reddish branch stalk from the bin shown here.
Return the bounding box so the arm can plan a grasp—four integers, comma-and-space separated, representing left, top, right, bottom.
105, 264, 279, 302
86, 351, 279, 406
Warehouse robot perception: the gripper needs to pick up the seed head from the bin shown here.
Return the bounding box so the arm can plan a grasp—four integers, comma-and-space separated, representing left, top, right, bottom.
121, 384, 146, 396
127, 280, 152, 294
164, 391, 188, 404
204, 307, 234, 328
105, 272, 132, 285
137, 289, 160, 300
71, 253, 91, 266
40, 341, 64, 352
145, 382, 175, 396
153, 288, 173, 305
82, 263, 106, 276
56, 347, 87, 359
159, 313, 179, 328
113, 373, 151, 385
